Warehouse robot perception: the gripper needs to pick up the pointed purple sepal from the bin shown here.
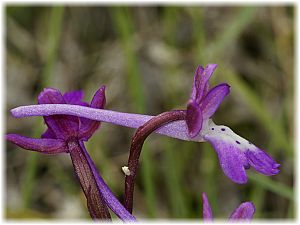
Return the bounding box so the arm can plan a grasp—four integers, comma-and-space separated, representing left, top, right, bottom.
191, 66, 204, 101
202, 192, 213, 221
6, 134, 67, 154
246, 148, 280, 176
186, 101, 203, 138
191, 64, 218, 104
200, 83, 230, 120
79, 86, 106, 141
229, 202, 255, 221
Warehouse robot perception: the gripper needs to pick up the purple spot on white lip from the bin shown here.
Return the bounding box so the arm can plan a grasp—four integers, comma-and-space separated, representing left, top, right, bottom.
211, 128, 214, 130
221, 128, 225, 131
236, 141, 241, 144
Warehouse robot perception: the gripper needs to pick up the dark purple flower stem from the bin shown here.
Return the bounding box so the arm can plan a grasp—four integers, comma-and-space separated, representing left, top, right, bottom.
68, 139, 111, 220
124, 110, 186, 213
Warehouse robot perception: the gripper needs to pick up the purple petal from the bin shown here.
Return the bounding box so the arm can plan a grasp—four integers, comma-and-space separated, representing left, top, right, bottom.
79, 141, 136, 221
186, 100, 203, 138
229, 202, 255, 221
204, 133, 249, 184
63, 90, 89, 106
200, 83, 230, 120
38, 88, 65, 104
78, 86, 106, 141
41, 128, 56, 139
6, 134, 67, 154
202, 192, 213, 221
11, 104, 202, 142
192, 64, 218, 104
246, 148, 280, 175
63, 90, 83, 104
38, 88, 79, 140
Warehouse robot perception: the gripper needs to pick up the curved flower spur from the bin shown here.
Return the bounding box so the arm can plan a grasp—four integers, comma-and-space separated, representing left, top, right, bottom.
6, 87, 136, 221
9, 64, 280, 185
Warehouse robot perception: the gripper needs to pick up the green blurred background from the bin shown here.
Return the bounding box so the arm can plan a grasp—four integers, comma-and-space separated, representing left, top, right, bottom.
5, 5, 294, 220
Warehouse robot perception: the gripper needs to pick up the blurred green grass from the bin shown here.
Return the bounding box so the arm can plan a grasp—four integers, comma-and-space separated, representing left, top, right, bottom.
111, 7, 157, 217
5, 5, 294, 219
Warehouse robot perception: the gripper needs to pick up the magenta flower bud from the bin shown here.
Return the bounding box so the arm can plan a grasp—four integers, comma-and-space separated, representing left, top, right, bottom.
202, 192, 255, 221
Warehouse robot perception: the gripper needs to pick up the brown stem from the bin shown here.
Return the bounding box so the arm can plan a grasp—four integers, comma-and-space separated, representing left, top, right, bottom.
68, 140, 111, 220
124, 110, 186, 213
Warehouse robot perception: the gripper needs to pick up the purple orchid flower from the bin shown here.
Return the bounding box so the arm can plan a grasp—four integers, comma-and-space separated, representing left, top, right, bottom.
185, 64, 280, 184
6, 87, 136, 221
9, 64, 280, 184
202, 192, 255, 221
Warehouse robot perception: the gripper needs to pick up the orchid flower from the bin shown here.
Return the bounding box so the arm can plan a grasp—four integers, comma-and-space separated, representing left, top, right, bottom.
185, 64, 280, 184
9, 64, 280, 184
202, 192, 255, 221
6, 87, 136, 221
